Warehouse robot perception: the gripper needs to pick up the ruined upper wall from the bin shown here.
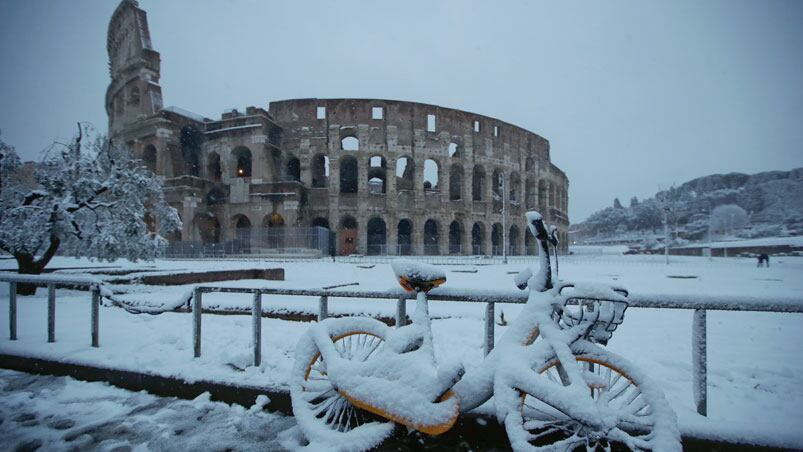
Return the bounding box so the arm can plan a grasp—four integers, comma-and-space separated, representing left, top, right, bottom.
268, 98, 551, 164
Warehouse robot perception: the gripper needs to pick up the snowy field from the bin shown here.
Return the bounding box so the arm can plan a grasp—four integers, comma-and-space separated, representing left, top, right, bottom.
1, 254, 802, 448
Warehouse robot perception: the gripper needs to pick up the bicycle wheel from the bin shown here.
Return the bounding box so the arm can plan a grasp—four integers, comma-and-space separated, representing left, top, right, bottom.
291, 317, 395, 450
506, 343, 680, 451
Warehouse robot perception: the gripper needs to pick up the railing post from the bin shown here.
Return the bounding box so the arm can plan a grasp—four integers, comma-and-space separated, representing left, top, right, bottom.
47, 284, 55, 343
9, 282, 17, 341
396, 296, 406, 328
252, 291, 262, 367
91, 286, 100, 347
484, 301, 495, 355
193, 287, 202, 358
693, 308, 707, 416
318, 295, 328, 321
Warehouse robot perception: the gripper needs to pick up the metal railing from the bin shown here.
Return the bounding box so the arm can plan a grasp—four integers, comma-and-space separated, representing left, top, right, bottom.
0, 274, 102, 347
191, 285, 803, 417
4, 271, 803, 418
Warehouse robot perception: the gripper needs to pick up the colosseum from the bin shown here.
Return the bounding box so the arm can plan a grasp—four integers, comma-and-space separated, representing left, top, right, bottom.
106, 0, 569, 257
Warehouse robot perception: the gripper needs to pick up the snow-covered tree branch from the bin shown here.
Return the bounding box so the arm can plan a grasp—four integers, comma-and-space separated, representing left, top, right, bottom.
0, 125, 181, 294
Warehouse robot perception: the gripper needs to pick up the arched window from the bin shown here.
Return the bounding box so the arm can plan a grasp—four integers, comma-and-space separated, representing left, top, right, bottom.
234, 215, 252, 253
424, 159, 439, 191
449, 164, 463, 201
509, 225, 520, 256
491, 223, 503, 256
471, 223, 485, 255
142, 145, 157, 173
367, 217, 387, 255
339, 216, 358, 255
207, 152, 221, 182
449, 221, 462, 255
312, 154, 329, 188
339, 156, 358, 193
424, 219, 440, 255
448, 142, 459, 158
341, 136, 359, 151
396, 157, 415, 191
368, 156, 386, 194
397, 219, 412, 255
472, 165, 486, 201
286, 156, 300, 182
509, 172, 520, 203
232, 146, 252, 178
312, 217, 329, 229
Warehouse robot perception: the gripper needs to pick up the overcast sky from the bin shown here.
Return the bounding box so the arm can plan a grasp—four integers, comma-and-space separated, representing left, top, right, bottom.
1, 0, 801, 222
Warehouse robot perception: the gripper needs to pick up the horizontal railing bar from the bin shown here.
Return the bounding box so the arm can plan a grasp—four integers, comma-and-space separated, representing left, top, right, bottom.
194, 285, 803, 313
0, 273, 100, 288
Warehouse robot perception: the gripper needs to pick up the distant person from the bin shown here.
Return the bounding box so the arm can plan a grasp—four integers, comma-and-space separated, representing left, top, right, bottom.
757, 253, 770, 267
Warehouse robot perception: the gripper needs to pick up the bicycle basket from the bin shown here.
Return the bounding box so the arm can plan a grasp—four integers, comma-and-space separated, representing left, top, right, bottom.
553, 286, 629, 343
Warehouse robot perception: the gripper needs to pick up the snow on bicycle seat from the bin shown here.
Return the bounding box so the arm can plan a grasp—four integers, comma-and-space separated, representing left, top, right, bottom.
391, 260, 446, 292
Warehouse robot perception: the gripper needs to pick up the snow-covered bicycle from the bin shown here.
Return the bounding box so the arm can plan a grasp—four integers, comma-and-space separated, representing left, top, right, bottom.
291, 211, 681, 451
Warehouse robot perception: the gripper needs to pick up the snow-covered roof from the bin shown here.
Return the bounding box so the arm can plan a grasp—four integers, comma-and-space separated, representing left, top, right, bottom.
162, 106, 208, 123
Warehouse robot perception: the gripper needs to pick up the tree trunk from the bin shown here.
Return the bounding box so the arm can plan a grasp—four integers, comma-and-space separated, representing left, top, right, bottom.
14, 238, 59, 295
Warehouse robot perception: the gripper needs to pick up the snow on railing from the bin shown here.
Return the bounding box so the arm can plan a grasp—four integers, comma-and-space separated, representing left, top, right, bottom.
192, 285, 803, 417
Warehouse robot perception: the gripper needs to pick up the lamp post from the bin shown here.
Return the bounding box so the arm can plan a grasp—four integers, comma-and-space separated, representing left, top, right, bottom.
502, 174, 508, 264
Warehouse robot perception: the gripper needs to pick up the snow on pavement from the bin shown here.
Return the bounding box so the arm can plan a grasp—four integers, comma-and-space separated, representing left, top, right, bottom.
0, 368, 296, 451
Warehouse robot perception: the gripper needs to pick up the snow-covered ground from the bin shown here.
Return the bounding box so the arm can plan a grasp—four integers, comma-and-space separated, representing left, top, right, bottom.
1, 255, 802, 448
0, 368, 296, 451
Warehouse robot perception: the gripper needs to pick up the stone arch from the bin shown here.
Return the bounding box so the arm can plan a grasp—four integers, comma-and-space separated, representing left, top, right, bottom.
448, 142, 460, 158
397, 219, 413, 255
367, 217, 387, 255
396, 156, 415, 191
492, 168, 504, 198
509, 225, 520, 255
471, 222, 485, 255
339, 216, 358, 255
424, 219, 440, 255
285, 155, 300, 182
311, 217, 329, 229
525, 176, 536, 209
193, 213, 220, 244
449, 164, 463, 201
142, 144, 157, 173
368, 155, 387, 194
262, 212, 285, 249
509, 172, 521, 203
525, 156, 535, 172
491, 223, 503, 256
341, 136, 359, 151
538, 179, 548, 212
232, 146, 252, 178
312, 154, 329, 188
472, 165, 486, 201
339, 156, 358, 193
232, 214, 252, 253
207, 152, 221, 182
448, 220, 462, 255
424, 159, 439, 191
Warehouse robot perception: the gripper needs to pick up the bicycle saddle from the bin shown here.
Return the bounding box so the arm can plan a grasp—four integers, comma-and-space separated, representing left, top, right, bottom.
392, 260, 446, 293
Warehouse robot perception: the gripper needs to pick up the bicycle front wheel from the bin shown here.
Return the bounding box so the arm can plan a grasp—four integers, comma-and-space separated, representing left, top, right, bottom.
506, 343, 680, 451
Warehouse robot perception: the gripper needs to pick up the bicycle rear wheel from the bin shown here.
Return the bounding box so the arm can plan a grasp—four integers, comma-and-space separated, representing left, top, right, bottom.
506, 344, 680, 451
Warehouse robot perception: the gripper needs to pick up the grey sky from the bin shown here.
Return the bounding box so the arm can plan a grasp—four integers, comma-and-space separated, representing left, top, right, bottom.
1, 0, 801, 222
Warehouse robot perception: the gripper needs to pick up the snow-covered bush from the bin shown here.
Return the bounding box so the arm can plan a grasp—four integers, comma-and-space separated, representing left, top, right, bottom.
0, 126, 181, 294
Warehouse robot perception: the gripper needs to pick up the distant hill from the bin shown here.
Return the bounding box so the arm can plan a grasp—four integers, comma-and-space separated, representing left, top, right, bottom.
573, 168, 803, 245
